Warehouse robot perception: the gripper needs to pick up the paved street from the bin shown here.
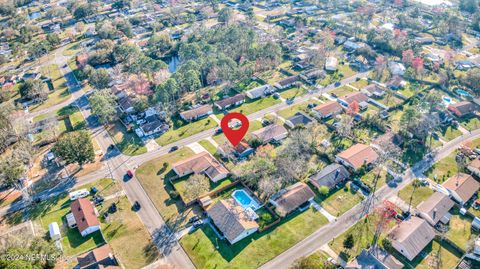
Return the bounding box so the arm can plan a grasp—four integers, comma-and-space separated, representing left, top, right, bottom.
260, 129, 480, 269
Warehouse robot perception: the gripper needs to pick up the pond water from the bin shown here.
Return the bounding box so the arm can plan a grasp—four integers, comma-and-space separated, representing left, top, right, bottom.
29, 12, 41, 20
167, 55, 180, 73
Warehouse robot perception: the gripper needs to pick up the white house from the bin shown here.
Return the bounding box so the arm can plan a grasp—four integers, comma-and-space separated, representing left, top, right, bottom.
70, 198, 101, 237
246, 85, 274, 99
442, 173, 480, 205
325, 57, 338, 71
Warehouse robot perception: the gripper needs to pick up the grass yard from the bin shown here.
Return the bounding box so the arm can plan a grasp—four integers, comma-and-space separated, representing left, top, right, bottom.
107, 122, 146, 156
460, 117, 480, 131
438, 126, 463, 142
215, 96, 281, 120
173, 177, 233, 203
329, 215, 396, 261
400, 240, 462, 269
277, 99, 315, 119
100, 197, 159, 269
135, 147, 196, 224
337, 64, 356, 78
29, 178, 120, 256
31, 64, 71, 112
298, 251, 332, 268
377, 95, 404, 107
445, 212, 475, 251
156, 117, 218, 146
181, 208, 328, 269
350, 79, 369, 89
198, 139, 217, 155
257, 69, 287, 85
425, 152, 458, 182
397, 182, 433, 208
279, 86, 307, 99
330, 86, 355, 97
319, 182, 364, 217
62, 42, 83, 56
360, 168, 388, 190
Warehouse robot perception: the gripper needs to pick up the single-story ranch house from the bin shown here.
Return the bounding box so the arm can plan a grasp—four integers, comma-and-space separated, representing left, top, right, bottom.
172, 152, 229, 182
251, 124, 288, 144
388, 216, 435, 261
270, 182, 315, 217
180, 104, 213, 122
309, 163, 350, 190
207, 199, 259, 244
336, 144, 379, 171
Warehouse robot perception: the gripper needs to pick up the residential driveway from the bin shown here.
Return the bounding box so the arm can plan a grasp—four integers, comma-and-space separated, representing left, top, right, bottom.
187, 142, 206, 154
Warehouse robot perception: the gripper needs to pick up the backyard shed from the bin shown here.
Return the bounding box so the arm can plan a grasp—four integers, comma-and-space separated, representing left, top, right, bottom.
48, 222, 61, 241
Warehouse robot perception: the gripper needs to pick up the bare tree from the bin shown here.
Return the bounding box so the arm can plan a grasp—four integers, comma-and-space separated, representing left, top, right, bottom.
183, 174, 210, 201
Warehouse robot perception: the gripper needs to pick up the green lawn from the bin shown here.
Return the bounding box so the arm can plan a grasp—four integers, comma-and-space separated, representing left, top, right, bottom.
438, 126, 463, 141
460, 117, 480, 131
330, 86, 355, 97
400, 240, 462, 269
198, 139, 217, 155
277, 100, 314, 119
279, 86, 307, 99
445, 210, 476, 251
397, 183, 434, 208
337, 64, 356, 78
107, 122, 147, 156
360, 168, 388, 190
350, 79, 369, 89
100, 197, 159, 269
29, 178, 120, 257
135, 147, 196, 224
319, 182, 364, 217
30, 64, 71, 112
62, 42, 83, 56
215, 96, 281, 119
155, 117, 218, 146
181, 208, 328, 269
425, 152, 458, 182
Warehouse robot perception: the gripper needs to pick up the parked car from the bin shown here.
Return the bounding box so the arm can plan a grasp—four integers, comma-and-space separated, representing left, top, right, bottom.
69, 189, 90, 201
108, 144, 115, 150
90, 187, 98, 194
214, 128, 223, 134
273, 92, 280, 99
192, 220, 203, 229
261, 119, 271, 127
93, 195, 104, 205
126, 170, 134, 178
286, 98, 294, 105
108, 203, 117, 213
169, 146, 179, 152
307, 103, 317, 109
334, 81, 341, 87
188, 216, 200, 224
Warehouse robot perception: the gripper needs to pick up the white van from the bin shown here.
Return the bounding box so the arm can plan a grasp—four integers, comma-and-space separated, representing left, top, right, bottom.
69, 189, 89, 201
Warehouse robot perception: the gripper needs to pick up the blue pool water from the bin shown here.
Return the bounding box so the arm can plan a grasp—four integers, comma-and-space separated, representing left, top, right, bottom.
456, 89, 472, 97
29, 12, 41, 20
232, 189, 260, 210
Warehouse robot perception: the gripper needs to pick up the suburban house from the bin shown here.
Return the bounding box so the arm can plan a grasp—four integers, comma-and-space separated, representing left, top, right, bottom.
274, 76, 299, 90
309, 163, 350, 190
270, 182, 315, 217
214, 94, 245, 110
388, 61, 406, 76
171, 152, 229, 182
180, 104, 213, 122
416, 192, 455, 226
386, 76, 407, 90
336, 144, 379, 171
70, 198, 101, 237
467, 158, 480, 178
246, 85, 274, 99
346, 247, 403, 269
118, 96, 135, 114
388, 217, 435, 261
447, 101, 476, 118
338, 92, 369, 110
361, 84, 386, 98
250, 124, 289, 144
207, 199, 259, 244
138, 116, 169, 137
217, 140, 254, 159
325, 56, 338, 71
312, 101, 344, 119
299, 68, 325, 84
285, 112, 313, 129
76, 244, 119, 269
442, 173, 480, 205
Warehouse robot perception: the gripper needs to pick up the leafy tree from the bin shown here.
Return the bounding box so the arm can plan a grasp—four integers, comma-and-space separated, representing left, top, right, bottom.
53, 130, 95, 166
291, 255, 336, 269
19, 79, 48, 102
112, 44, 140, 64
89, 89, 117, 124
343, 234, 355, 249
147, 34, 173, 59
73, 3, 95, 20
114, 19, 133, 38
0, 235, 61, 268
0, 158, 25, 187
133, 95, 149, 112
318, 186, 329, 197
460, 0, 478, 13
218, 7, 232, 24
46, 33, 61, 47
461, 69, 480, 93
88, 68, 111, 89
183, 174, 210, 201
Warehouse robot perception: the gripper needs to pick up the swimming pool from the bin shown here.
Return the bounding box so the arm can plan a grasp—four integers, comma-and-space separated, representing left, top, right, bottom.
232, 189, 261, 210
456, 89, 472, 97
442, 96, 455, 106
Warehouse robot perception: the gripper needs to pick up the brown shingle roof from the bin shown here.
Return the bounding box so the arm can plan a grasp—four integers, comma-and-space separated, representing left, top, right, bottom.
207, 199, 258, 243
341, 92, 368, 104
271, 182, 315, 216
389, 217, 435, 261
313, 101, 343, 116
337, 144, 379, 170
448, 101, 476, 117
214, 94, 245, 109
180, 105, 212, 121
443, 173, 480, 202
416, 192, 454, 225
70, 198, 100, 234
251, 124, 288, 143
77, 244, 119, 269
172, 152, 229, 182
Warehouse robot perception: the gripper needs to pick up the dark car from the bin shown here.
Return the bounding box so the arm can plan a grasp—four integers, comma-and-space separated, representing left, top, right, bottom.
126, 170, 134, 178
169, 146, 179, 152
93, 195, 104, 205
132, 201, 141, 211
307, 103, 317, 109
90, 187, 98, 194
33, 197, 41, 204
108, 203, 117, 213
188, 216, 200, 224
108, 144, 115, 150
192, 220, 203, 229
261, 119, 271, 127
214, 128, 223, 134
334, 81, 341, 87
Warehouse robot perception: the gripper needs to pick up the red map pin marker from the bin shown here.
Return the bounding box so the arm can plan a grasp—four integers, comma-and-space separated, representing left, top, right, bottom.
220, 112, 249, 147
